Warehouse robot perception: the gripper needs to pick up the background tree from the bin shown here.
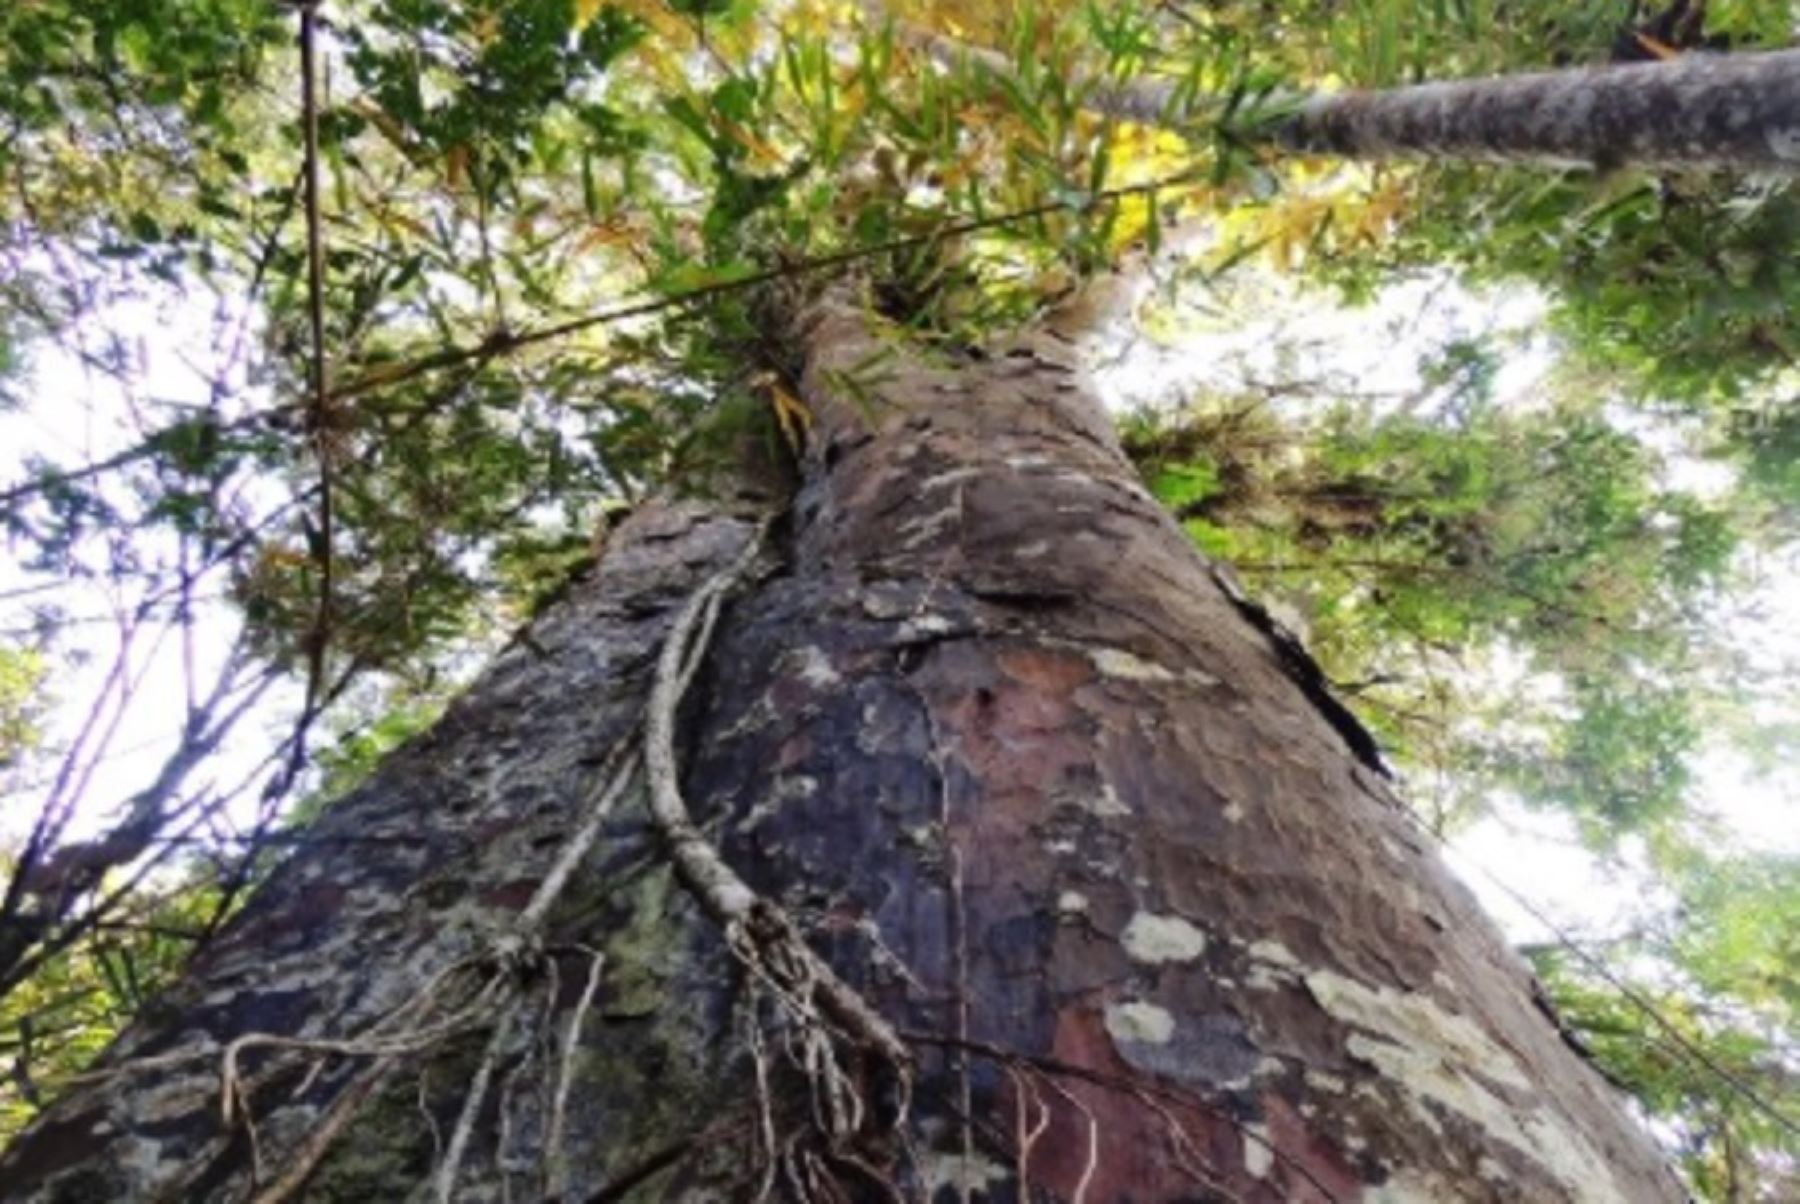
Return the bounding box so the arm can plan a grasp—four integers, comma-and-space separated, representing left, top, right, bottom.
0, 0, 1794, 1198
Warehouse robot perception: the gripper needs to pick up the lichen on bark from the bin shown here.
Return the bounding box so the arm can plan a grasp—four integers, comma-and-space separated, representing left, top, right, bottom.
0, 290, 1686, 1202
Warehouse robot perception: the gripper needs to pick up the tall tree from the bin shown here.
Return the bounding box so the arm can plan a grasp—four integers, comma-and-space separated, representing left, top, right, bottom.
1, 2, 1792, 1199
0, 286, 1687, 1201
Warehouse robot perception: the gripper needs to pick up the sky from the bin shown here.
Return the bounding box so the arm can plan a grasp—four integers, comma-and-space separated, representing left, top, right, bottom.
1, 253, 1794, 960
1092, 260, 1799, 940
0, 284, 295, 849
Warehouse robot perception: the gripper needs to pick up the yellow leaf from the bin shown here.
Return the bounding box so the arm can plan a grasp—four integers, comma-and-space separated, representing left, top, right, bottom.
765, 378, 814, 455
574, 0, 604, 31
446, 143, 469, 189
575, 218, 643, 255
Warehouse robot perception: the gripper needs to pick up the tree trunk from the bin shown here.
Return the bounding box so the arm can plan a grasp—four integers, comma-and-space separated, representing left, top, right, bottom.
922, 29, 1800, 174
0, 294, 1682, 1202
1273, 49, 1800, 172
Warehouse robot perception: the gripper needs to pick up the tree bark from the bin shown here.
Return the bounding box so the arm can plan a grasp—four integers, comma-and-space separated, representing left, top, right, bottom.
0, 295, 1682, 1202
919, 27, 1800, 173
1274, 48, 1800, 172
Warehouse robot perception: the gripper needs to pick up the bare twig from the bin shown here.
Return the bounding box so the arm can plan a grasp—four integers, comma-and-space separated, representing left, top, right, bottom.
294, 0, 336, 797
544, 946, 605, 1199
1430, 831, 1800, 1140
516, 740, 639, 932
324, 169, 1209, 403
432, 991, 527, 1204
248, 1056, 397, 1204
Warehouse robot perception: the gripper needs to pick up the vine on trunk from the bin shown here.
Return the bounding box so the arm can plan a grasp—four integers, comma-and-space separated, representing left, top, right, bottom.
40, 511, 928, 1199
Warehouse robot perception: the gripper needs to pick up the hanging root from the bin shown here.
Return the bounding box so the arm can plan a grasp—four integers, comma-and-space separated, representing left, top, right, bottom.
642, 516, 912, 1168
248, 1057, 397, 1204
62, 514, 914, 1198
544, 944, 605, 1199
68, 730, 640, 1199
432, 990, 528, 1203
903, 1030, 1343, 1204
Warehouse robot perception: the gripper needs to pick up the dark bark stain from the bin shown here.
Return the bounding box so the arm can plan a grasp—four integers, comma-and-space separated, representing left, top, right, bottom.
1209, 564, 1392, 777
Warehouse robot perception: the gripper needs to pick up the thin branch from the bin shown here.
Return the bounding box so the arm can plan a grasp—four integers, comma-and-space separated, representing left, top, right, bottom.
1432, 832, 1800, 1140
1, 172, 1204, 520
295, 0, 336, 796
324, 169, 1210, 402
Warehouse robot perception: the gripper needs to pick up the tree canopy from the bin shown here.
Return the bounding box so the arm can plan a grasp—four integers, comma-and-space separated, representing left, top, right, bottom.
0, 0, 1795, 1195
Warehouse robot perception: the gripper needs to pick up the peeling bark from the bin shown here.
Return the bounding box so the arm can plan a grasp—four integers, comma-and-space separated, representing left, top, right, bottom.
0, 296, 1683, 1201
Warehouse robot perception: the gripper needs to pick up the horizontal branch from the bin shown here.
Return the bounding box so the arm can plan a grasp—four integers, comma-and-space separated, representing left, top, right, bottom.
1276, 48, 1800, 172
915, 23, 1800, 173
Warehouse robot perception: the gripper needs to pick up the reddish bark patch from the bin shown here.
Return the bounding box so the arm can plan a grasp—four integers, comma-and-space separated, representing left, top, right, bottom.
1260, 1089, 1370, 1202
478, 877, 540, 912
994, 644, 1095, 694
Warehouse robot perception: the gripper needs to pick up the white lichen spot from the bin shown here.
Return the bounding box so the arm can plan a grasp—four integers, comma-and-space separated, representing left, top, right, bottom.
1089, 647, 1177, 682
899, 503, 961, 548
1243, 1124, 1274, 1179
717, 695, 775, 741
1250, 939, 1299, 966
1057, 890, 1090, 915
1253, 1055, 1287, 1079
1767, 125, 1800, 161
1303, 968, 1631, 1203
1045, 838, 1077, 856
1104, 999, 1175, 1046
1248, 939, 1302, 968
899, 613, 956, 639
1222, 800, 1246, 824
1306, 1070, 1346, 1094
922, 466, 982, 491
920, 1151, 1011, 1196
1245, 939, 1304, 989
791, 645, 840, 688
1005, 453, 1055, 471
1306, 970, 1528, 1091
1014, 539, 1052, 558
738, 775, 819, 834
1121, 912, 1208, 964
1078, 779, 1132, 819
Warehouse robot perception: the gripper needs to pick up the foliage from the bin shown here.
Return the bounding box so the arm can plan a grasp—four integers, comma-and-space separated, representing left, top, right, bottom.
1528, 849, 1799, 1198
1124, 352, 1743, 836
0, 645, 46, 771
0, 863, 222, 1138
0, 0, 1793, 1193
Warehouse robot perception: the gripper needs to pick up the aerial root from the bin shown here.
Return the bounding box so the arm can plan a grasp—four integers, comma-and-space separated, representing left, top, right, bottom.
642, 517, 913, 1175
543, 943, 604, 1199
1006, 1062, 1051, 1202
67, 736, 637, 1200
59, 515, 917, 1199
902, 1030, 1337, 1204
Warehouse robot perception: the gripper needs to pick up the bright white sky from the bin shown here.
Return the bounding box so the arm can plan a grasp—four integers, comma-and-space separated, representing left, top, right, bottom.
1, 262, 1794, 955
